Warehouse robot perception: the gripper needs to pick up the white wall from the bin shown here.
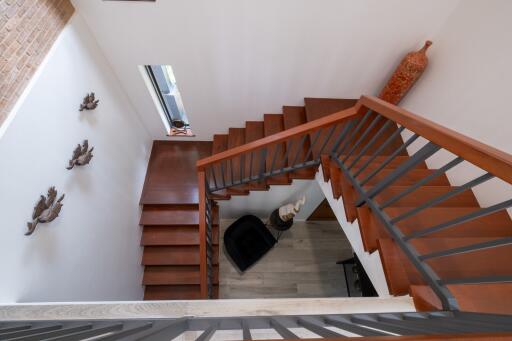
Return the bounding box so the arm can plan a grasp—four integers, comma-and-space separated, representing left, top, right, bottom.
71, 0, 460, 141
401, 0, 512, 209
0, 14, 152, 303
219, 179, 324, 220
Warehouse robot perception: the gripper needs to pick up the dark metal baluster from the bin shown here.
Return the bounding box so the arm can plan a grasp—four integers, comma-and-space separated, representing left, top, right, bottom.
269, 318, 299, 339
356, 142, 441, 206
317, 124, 337, 155
240, 154, 245, 185
405, 199, 512, 240
347, 120, 392, 170
380, 156, 464, 209
209, 166, 218, 191
269, 143, 282, 175
249, 151, 254, 180
229, 159, 235, 187
324, 316, 389, 336
291, 134, 309, 167
391, 173, 494, 224
329, 121, 356, 158
258, 148, 267, 182
336, 110, 373, 157
303, 128, 323, 162
96, 323, 154, 340
241, 319, 252, 340
281, 139, 293, 170
341, 114, 382, 163
220, 161, 226, 189
297, 317, 344, 338
358, 133, 420, 186
353, 126, 405, 177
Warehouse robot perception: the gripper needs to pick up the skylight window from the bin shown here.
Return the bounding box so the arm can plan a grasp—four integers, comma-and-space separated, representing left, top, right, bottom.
144, 65, 192, 136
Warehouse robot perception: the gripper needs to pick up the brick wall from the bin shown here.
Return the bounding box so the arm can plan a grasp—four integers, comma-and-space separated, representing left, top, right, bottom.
0, 0, 74, 126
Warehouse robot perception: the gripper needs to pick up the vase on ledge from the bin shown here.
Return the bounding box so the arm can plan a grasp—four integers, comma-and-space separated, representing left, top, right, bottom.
379, 40, 432, 105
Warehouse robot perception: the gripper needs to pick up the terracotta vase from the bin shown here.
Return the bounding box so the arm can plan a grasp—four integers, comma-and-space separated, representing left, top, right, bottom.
379, 40, 432, 105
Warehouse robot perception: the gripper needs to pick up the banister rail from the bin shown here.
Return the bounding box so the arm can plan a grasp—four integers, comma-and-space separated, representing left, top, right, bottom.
196, 106, 359, 170
358, 96, 512, 184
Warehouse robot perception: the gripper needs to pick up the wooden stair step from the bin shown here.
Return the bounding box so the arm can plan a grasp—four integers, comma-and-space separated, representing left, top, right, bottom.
142, 245, 219, 265
140, 205, 199, 226
377, 238, 413, 296
283, 106, 316, 180
363, 169, 450, 186
263, 114, 290, 185
411, 284, 512, 315
388, 207, 512, 238
341, 155, 427, 170
143, 265, 219, 285
356, 206, 512, 252
329, 159, 343, 199
140, 205, 219, 226
320, 155, 331, 182
372, 186, 480, 208
141, 225, 219, 246
212, 134, 228, 154
144, 284, 219, 300
411, 237, 512, 280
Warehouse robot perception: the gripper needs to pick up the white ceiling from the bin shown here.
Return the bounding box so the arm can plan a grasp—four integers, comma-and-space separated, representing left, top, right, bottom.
71, 0, 460, 140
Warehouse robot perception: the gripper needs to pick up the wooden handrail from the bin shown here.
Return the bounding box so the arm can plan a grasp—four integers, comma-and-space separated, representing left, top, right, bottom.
358, 95, 512, 184
196, 106, 359, 170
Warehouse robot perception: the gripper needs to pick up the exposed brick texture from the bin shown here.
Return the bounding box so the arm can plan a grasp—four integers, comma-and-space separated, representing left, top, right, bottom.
0, 0, 74, 126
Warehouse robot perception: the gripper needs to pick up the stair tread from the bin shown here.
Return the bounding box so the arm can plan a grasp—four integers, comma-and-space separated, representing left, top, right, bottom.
140, 205, 219, 226
283, 106, 316, 180
142, 225, 219, 246
341, 155, 427, 170
142, 245, 220, 265
371, 185, 479, 207
389, 207, 512, 237
264, 114, 290, 185
411, 284, 512, 315
143, 265, 219, 285
411, 237, 512, 280
362, 169, 450, 186
144, 285, 219, 300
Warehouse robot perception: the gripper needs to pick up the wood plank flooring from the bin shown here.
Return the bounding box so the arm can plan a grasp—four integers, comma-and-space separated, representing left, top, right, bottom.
219, 220, 353, 299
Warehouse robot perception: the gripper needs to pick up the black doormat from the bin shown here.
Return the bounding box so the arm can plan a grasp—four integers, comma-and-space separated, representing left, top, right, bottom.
224, 215, 276, 272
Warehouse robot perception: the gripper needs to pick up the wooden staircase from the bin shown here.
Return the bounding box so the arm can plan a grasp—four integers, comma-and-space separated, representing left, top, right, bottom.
210, 98, 357, 196
139, 141, 219, 300
141, 95, 512, 317
139, 99, 356, 300
313, 98, 512, 315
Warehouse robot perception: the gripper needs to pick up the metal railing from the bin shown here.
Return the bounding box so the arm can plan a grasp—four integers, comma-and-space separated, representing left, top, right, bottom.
196, 107, 359, 193
2, 311, 511, 340
196, 95, 512, 311
331, 97, 512, 311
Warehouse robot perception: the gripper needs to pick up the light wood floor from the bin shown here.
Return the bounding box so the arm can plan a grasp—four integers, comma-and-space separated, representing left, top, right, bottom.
219, 220, 353, 299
